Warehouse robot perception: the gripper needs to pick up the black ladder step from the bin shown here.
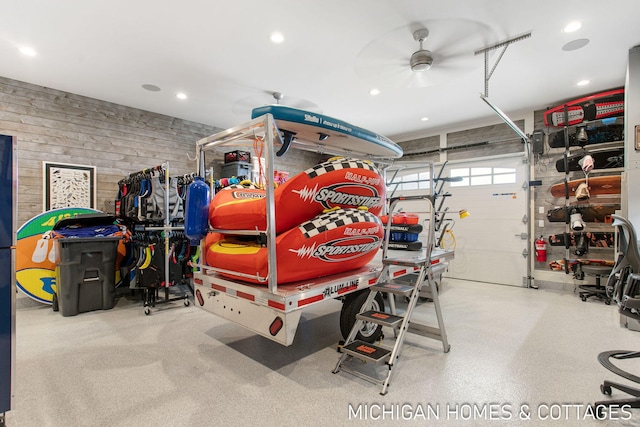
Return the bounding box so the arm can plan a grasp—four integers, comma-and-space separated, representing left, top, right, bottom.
372, 282, 414, 296
342, 340, 391, 364
357, 310, 404, 328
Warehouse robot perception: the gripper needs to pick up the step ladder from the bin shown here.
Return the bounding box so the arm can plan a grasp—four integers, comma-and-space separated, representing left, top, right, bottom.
333, 194, 450, 395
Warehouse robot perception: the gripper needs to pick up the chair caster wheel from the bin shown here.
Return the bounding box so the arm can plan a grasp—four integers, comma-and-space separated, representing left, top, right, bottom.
600, 384, 612, 395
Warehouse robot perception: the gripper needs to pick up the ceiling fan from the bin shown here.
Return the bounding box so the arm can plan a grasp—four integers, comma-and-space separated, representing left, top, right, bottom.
231, 90, 321, 120
354, 19, 497, 89
409, 28, 434, 72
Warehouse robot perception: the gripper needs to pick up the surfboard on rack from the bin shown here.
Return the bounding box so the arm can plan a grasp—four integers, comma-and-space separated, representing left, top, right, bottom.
543, 88, 624, 127
554, 147, 624, 172
549, 175, 621, 199
251, 105, 403, 159
548, 258, 615, 271
548, 232, 614, 248
546, 204, 619, 223
549, 122, 623, 148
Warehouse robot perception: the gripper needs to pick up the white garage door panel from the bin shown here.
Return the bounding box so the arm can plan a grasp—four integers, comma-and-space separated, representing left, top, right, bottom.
448, 197, 525, 249
442, 155, 527, 286
453, 218, 524, 249
392, 154, 528, 287
447, 249, 525, 286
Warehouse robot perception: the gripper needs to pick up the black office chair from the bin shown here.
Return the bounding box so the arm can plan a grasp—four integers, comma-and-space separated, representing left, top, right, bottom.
579, 264, 613, 304
593, 215, 640, 415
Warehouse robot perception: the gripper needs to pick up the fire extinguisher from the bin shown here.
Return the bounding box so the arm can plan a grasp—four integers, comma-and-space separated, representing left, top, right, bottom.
535, 236, 547, 262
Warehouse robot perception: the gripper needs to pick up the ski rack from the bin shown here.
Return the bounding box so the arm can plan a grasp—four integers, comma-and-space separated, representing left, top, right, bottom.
384, 161, 462, 248
191, 114, 455, 345
334, 165, 452, 395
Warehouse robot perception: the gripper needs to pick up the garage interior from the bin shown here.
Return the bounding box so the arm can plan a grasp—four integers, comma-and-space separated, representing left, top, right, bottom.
2, 1, 640, 425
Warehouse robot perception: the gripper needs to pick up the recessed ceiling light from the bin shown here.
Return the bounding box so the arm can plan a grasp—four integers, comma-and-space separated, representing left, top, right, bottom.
19, 46, 36, 57
369, 88, 380, 96
421, 117, 429, 122
577, 79, 590, 86
270, 32, 284, 44
142, 84, 161, 92
176, 92, 187, 100
563, 21, 582, 33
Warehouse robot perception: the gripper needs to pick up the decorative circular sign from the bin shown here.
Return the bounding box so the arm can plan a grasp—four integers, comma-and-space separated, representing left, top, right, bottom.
16, 208, 98, 304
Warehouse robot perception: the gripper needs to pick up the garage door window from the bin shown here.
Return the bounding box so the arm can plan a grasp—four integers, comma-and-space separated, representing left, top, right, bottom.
388, 172, 431, 192
450, 167, 516, 187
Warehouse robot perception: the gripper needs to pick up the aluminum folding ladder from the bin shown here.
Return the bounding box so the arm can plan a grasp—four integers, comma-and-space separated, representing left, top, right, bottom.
332, 195, 450, 395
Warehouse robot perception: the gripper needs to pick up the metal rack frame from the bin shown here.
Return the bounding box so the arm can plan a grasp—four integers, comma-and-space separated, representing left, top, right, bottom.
120, 162, 191, 314
192, 113, 454, 345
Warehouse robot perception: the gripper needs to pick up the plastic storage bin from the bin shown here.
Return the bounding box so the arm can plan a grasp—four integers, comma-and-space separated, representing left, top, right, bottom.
222, 161, 252, 178
54, 236, 120, 317
224, 150, 251, 163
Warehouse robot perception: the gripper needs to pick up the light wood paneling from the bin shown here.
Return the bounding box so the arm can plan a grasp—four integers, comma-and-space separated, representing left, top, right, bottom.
0, 77, 221, 226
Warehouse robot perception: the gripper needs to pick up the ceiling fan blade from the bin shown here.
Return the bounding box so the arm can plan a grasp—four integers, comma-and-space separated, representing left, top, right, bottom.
356, 59, 407, 81
354, 18, 498, 89
406, 71, 431, 89
426, 19, 497, 61
231, 92, 321, 117
355, 35, 410, 80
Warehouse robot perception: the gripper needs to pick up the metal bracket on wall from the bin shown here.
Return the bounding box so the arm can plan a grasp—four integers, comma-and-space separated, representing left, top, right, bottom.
474, 32, 532, 98
475, 33, 532, 145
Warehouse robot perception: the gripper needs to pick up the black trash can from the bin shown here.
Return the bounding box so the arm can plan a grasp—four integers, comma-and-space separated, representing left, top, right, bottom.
55, 237, 120, 316
52, 214, 122, 317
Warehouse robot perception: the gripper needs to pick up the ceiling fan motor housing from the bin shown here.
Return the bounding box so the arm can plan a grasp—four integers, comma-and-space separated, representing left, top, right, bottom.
410, 49, 433, 71
410, 28, 433, 71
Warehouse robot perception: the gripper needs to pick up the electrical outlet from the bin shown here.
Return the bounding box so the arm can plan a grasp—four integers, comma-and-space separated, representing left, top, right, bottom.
538, 207, 545, 214
538, 220, 544, 227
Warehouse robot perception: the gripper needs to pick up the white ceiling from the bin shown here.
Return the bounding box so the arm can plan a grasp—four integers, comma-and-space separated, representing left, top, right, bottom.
1, 0, 638, 141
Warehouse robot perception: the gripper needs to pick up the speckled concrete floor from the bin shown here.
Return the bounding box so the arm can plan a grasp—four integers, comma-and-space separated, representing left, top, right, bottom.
5, 279, 640, 427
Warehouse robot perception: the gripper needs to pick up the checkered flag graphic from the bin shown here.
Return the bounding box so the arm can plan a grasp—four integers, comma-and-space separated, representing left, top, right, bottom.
225, 183, 261, 190
305, 158, 380, 179
299, 208, 382, 238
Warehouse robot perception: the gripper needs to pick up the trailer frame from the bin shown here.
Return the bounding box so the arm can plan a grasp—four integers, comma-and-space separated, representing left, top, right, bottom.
192, 113, 453, 346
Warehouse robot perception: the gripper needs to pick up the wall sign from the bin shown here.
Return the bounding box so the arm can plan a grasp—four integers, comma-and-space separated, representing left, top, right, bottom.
43, 162, 96, 211
15, 207, 98, 304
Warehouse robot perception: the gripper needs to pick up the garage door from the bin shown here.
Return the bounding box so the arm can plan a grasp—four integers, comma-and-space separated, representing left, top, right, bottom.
389, 153, 528, 287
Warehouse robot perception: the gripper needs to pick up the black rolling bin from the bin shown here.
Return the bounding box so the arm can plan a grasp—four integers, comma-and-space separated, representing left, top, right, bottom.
52, 214, 122, 317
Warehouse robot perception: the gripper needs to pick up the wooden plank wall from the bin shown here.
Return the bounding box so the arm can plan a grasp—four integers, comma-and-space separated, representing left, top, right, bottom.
398, 121, 525, 164
0, 74, 533, 235
0, 76, 327, 227
447, 120, 525, 161
0, 76, 224, 226
2, 75, 600, 288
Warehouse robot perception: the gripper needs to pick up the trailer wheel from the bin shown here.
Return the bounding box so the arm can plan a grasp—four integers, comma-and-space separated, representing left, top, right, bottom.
340, 290, 384, 343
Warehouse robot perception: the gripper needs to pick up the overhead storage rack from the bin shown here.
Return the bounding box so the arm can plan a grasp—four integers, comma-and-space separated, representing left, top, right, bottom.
191, 110, 454, 346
